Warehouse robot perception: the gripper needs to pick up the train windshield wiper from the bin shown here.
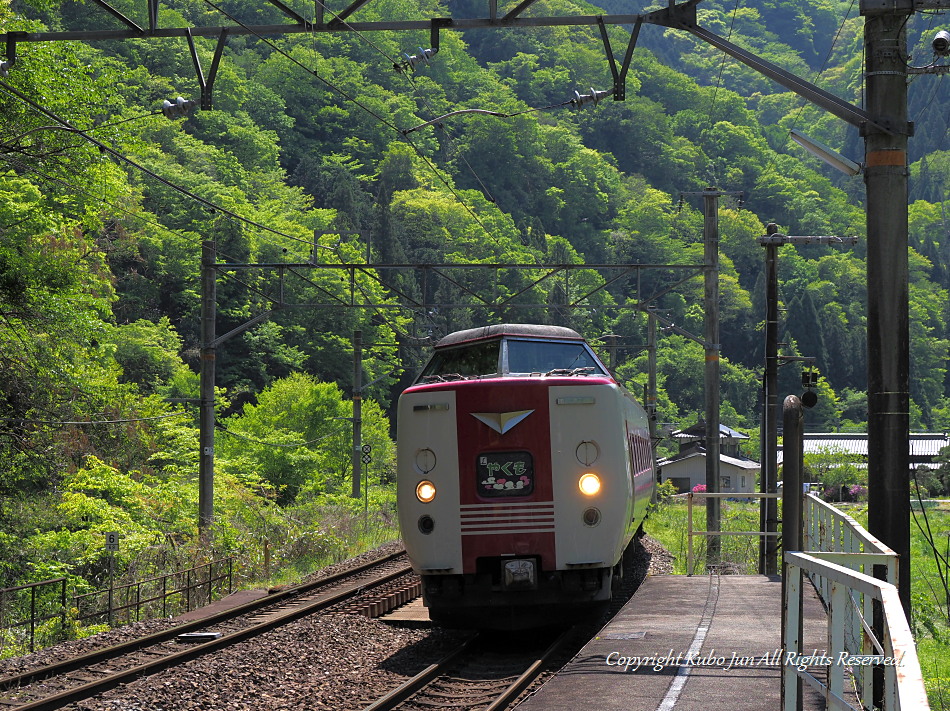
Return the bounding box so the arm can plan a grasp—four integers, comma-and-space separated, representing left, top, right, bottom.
543, 367, 596, 377
421, 373, 471, 383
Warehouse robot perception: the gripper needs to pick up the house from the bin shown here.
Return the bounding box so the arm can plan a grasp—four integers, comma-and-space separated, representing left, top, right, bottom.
657, 418, 760, 494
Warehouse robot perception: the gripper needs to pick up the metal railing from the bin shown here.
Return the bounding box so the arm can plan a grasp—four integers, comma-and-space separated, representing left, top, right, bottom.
1, 558, 233, 656
0, 578, 67, 654
686, 491, 781, 575
784, 493, 929, 710
73, 558, 233, 626
784, 553, 928, 711
803, 493, 897, 599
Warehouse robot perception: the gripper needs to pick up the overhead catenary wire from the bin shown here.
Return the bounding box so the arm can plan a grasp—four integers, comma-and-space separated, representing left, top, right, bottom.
195, 0, 543, 335
215, 421, 347, 448
0, 79, 320, 252
5, 412, 191, 426
755, 0, 860, 181
199, 0, 538, 247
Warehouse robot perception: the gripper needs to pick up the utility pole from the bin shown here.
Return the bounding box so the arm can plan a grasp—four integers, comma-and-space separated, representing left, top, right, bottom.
760, 225, 780, 575
199, 240, 216, 536
863, 0, 912, 615
676, 187, 729, 567
780, 394, 805, 711
757, 228, 859, 574
602, 333, 619, 375
352, 329, 363, 499
647, 310, 658, 425
702, 188, 722, 566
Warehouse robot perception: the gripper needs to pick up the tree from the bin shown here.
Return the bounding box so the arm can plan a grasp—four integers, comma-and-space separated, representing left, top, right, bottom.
216, 373, 394, 505
107, 317, 196, 396
803, 446, 866, 501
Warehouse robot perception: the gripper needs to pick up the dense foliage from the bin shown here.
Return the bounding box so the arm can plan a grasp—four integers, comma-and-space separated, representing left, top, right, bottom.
1, 0, 948, 654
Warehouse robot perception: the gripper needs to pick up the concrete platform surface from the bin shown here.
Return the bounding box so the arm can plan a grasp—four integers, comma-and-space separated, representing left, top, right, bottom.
174, 588, 270, 621
379, 596, 432, 624
516, 575, 830, 711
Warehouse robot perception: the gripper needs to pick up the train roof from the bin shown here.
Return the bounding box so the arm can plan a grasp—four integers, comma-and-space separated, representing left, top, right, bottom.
435, 324, 585, 348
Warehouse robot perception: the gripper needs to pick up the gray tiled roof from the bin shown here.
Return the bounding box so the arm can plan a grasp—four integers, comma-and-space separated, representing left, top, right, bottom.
775, 432, 949, 463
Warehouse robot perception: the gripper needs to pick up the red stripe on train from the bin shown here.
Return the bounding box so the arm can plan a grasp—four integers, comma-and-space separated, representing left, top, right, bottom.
453, 381, 556, 572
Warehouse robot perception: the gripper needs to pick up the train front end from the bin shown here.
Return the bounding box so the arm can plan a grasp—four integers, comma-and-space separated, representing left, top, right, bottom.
397, 324, 654, 628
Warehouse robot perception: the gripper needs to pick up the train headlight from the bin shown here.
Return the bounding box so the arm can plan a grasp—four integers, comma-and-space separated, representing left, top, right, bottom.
416, 480, 437, 503
578, 472, 601, 496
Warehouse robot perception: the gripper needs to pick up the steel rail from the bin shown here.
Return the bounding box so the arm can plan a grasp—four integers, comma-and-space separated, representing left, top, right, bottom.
0, 550, 408, 695
482, 626, 577, 711
4, 560, 415, 710
361, 635, 481, 711
362, 626, 575, 711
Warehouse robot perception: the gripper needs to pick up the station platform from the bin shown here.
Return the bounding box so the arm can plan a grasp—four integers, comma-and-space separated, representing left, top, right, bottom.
515, 574, 834, 711
173, 588, 269, 621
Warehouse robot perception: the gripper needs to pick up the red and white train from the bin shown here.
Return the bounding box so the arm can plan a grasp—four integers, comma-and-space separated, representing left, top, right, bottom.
396, 324, 655, 628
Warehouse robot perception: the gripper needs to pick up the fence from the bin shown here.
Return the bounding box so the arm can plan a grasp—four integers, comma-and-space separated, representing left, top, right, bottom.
784, 493, 929, 710
685, 491, 782, 575
0, 578, 67, 654
0, 558, 232, 657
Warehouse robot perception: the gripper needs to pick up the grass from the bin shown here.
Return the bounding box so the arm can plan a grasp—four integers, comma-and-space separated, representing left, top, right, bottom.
645, 496, 950, 709
646, 495, 779, 575
0, 502, 401, 661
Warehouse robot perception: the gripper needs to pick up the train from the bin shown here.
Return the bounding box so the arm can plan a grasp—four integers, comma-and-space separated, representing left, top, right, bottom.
396, 324, 656, 628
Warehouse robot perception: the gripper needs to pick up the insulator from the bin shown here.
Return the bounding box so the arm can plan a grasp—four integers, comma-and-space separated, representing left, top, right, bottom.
162, 96, 197, 119
397, 47, 438, 73
570, 87, 613, 110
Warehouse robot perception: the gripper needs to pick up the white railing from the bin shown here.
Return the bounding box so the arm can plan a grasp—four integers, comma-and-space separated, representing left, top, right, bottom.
804, 493, 897, 591
784, 494, 929, 710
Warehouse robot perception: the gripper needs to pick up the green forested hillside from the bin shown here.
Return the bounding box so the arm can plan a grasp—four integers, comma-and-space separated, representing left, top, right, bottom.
1, 0, 948, 634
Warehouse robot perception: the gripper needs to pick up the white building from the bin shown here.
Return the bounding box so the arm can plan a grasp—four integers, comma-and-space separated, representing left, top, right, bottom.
657, 419, 760, 494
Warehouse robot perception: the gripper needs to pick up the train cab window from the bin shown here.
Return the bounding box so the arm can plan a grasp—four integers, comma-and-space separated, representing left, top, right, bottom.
477, 451, 534, 497
505, 339, 606, 376
419, 340, 501, 381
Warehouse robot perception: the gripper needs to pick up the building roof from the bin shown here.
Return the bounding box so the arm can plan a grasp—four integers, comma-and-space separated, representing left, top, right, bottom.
658, 449, 760, 471
673, 419, 749, 440
778, 432, 949, 458
774, 432, 949, 469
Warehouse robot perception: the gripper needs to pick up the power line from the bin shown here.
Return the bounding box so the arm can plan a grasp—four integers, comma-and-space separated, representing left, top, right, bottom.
199, 0, 511, 247
215, 421, 346, 447
301, 0, 567, 210
0, 80, 317, 251
5, 412, 190, 426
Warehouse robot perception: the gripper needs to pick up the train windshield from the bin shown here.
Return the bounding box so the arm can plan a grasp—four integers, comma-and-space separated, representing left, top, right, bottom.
505, 339, 606, 376
419, 340, 501, 381
419, 337, 607, 382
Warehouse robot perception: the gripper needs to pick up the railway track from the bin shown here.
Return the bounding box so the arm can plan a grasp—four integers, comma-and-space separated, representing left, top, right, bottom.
0, 550, 416, 711
362, 626, 576, 711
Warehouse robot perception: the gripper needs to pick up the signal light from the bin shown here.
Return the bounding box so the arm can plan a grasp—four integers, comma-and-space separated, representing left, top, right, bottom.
801, 369, 819, 408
